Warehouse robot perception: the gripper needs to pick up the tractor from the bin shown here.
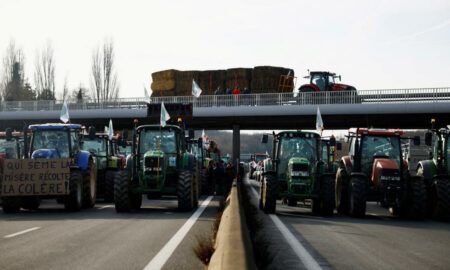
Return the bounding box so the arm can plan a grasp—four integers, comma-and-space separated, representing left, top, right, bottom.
335, 128, 426, 218
322, 136, 341, 174
114, 120, 199, 212
416, 119, 450, 220
1, 123, 96, 213
81, 127, 125, 202
259, 131, 335, 216
187, 137, 211, 195
299, 71, 356, 92
250, 153, 268, 179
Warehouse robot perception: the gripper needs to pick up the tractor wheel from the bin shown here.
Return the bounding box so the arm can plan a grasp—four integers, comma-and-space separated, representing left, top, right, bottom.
287, 198, 297, 207
320, 175, 335, 216
64, 170, 83, 211
104, 170, 115, 202
114, 170, 132, 212
82, 159, 97, 208
193, 164, 199, 209
262, 174, 278, 214
430, 178, 450, 220
259, 181, 264, 210
178, 170, 194, 211
201, 168, 209, 195
335, 168, 349, 215
2, 197, 21, 213
131, 193, 142, 210
22, 197, 41, 211
348, 176, 367, 218
311, 199, 321, 215
404, 176, 427, 219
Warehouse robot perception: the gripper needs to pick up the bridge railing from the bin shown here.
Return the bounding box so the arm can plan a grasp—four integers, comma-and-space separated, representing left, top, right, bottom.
1, 87, 450, 112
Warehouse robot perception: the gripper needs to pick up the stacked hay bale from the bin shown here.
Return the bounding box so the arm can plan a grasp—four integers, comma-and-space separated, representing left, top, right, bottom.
150, 69, 178, 96
225, 68, 252, 91
251, 66, 294, 93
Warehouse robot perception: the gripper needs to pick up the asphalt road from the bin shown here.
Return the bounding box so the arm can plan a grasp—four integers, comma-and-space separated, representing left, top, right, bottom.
0, 196, 218, 270
247, 179, 450, 270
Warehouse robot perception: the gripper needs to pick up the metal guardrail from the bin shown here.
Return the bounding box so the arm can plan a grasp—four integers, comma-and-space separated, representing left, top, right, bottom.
1, 87, 450, 112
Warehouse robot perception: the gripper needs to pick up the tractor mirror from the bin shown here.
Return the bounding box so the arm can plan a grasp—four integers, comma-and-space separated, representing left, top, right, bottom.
88, 126, 96, 139
198, 138, 203, 148
329, 137, 336, 146
188, 129, 195, 139
5, 128, 12, 141
425, 132, 432, 146
337, 142, 342, 151
413, 136, 420, 146
339, 75, 342, 81
261, 134, 268, 144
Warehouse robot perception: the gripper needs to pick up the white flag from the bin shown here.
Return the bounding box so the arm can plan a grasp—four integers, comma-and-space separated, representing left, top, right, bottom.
192, 79, 202, 98
144, 84, 152, 101
108, 119, 114, 140
60, 100, 70, 123
316, 107, 324, 132
293, 88, 299, 98
104, 126, 108, 133
160, 102, 170, 127
201, 129, 207, 146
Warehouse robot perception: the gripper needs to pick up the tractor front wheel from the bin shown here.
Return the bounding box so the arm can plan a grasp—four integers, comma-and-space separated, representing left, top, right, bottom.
104, 170, 115, 202
320, 175, 335, 216
114, 170, 132, 212
65, 170, 83, 211
2, 197, 21, 213
430, 178, 450, 220
82, 159, 97, 208
335, 168, 349, 215
201, 168, 209, 195
178, 170, 194, 211
405, 176, 427, 219
348, 176, 367, 218
262, 174, 277, 214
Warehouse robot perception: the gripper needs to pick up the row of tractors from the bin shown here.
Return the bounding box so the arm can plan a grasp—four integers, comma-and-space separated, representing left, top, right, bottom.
258, 122, 450, 220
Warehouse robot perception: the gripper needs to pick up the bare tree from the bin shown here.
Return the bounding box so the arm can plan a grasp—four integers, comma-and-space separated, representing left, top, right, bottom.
34, 41, 56, 100
1, 40, 25, 100
90, 38, 119, 102
59, 74, 69, 101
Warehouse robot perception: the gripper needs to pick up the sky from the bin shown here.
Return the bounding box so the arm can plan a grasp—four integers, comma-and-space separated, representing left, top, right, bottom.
1, 0, 449, 99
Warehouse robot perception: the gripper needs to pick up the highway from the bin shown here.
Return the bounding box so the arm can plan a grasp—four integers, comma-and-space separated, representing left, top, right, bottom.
0, 196, 218, 270
247, 179, 450, 270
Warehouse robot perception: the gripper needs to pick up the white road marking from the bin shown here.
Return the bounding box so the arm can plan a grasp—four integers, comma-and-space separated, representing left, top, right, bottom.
4, 227, 41, 238
143, 196, 214, 270
98, 205, 114, 210
246, 179, 322, 270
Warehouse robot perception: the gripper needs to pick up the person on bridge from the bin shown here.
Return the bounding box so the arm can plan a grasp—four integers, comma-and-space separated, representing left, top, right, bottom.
232, 88, 241, 96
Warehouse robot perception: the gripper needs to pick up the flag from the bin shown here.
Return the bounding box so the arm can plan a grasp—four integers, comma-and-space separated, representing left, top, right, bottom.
201, 129, 207, 146
104, 126, 108, 133
144, 84, 152, 101
316, 107, 324, 132
60, 100, 70, 123
108, 119, 114, 140
160, 102, 170, 127
192, 79, 202, 98
293, 88, 299, 98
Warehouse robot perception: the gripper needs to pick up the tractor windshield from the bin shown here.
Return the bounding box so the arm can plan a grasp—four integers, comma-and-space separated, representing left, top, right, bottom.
278, 135, 318, 176
119, 144, 132, 156
255, 155, 266, 162
31, 130, 70, 158
190, 144, 202, 159
139, 129, 177, 156
311, 74, 326, 91
82, 138, 107, 157
0, 139, 18, 158
360, 135, 401, 176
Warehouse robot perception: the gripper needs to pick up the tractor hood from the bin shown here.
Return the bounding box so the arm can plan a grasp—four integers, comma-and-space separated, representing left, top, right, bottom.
331, 83, 354, 91
144, 150, 165, 159
289, 157, 309, 166
32, 149, 60, 159
288, 157, 311, 178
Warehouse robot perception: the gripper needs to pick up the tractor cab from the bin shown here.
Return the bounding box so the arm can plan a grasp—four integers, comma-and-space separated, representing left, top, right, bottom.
0, 130, 23, 160
299, 71, 355, 92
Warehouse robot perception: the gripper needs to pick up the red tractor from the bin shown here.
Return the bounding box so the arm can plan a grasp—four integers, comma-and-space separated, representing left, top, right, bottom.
335, 128, 426, 218
299, 71, 356, 92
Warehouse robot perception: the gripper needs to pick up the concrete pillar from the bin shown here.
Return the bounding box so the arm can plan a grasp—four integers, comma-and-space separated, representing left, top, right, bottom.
233, 124, 240, 165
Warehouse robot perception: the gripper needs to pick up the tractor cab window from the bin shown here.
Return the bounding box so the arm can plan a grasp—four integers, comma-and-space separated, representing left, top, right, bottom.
311, 74, 326, 91
0, 138, 18, 159
255, 155, 266, 163
71, 131, 80, 153
278, 135, 318, 177
360, 135, 401, 176
328, 75, 335, 84
32, 130, 70, 158
322, 141, 330, 162
82, 137, 107, 157
139, 129, 177, 157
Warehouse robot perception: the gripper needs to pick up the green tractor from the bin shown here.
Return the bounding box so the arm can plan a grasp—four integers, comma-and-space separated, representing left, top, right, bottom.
259, 131, 335, 216
417, 120, 450, 220
81, 127, 125, 202
114, 121, 199, 212
187, 137, 211, 195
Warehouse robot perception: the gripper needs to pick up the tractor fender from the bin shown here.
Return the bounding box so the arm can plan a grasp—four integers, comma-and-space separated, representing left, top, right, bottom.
299, 84, 319, 92
417, 160, 436, 181
340, 156, 353, 174
77, 150, 91, 171
263, 158, 274, 174
371, 159, 399, 186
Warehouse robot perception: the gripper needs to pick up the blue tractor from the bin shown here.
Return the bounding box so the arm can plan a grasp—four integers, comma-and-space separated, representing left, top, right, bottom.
1, 123, 97, 213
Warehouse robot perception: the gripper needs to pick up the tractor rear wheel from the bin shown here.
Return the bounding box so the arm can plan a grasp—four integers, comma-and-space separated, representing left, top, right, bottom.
430, 178, 450, 220
178, 170, 194, 211
22, 197, 41, 211
82, 159, 97, 208
262, 174, 277, 214
201, 168, 209, 195
114, 170, 132, 212
320, 175, 335, 216
2, 197, 21, 213
348, 176, 367, 218
104, 170, 115, 202
405, 176, 427, 219
65, 170, 83, 211
335, 168, 349, 215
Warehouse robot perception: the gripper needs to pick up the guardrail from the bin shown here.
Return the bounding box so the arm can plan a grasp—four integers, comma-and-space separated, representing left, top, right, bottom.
1, 87, 450, 112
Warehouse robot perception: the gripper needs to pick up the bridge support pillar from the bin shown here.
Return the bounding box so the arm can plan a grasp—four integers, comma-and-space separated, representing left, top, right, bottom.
232, 124, 240, 165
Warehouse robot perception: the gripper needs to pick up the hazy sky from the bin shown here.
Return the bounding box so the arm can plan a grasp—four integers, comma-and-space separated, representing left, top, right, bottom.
1, 0, 449, 98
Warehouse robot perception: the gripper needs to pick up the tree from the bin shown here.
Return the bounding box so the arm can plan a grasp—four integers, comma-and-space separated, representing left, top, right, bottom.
1, 40, 26, 100
90, 38, 119, 102
71, 83, 89, 103
34, 41, 56, 100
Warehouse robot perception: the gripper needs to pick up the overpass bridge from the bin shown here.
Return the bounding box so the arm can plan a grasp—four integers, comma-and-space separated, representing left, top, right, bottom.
1, 88, 450, 131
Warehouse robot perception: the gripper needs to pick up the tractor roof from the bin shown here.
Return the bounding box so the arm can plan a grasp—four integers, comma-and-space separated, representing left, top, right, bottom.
137, 124, 182, 132
255, 153, 268, 156
0, 131, 24, 137
349, 128, 403, 136
29, 123, 82, 130
277, 130, 320, 137
310, 71, 336, 75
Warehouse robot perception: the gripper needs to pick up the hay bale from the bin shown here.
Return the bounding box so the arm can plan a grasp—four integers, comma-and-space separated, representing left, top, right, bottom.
225, 68, 252, 91
151, 79, 176, 92
151, 69, 178, 82
251, 66, 294, 93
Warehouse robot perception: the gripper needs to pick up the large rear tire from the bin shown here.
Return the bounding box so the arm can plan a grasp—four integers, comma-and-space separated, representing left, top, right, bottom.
200, 168, 210, 195
2, 197, 21, 213
405, 176, 427, 219
320, 175, 335, 216
193, 164, 199, 209
430, 178, 450, 220
104, 170, 115, 202
22, 197, 41, 211
335, 168, 349, 215
114, 170, 132, 212
178, 170, 194, 211
82, 159, 97, 208
348, 176, 367, 218
262, 174, 277, 214
65, 170, 83, 211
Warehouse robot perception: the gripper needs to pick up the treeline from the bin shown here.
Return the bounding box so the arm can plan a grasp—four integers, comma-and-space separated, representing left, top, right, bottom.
0, 38, 119, 102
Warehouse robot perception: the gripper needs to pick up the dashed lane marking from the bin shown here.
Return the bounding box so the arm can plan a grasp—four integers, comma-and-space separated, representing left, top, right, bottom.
4, 227, 41, 238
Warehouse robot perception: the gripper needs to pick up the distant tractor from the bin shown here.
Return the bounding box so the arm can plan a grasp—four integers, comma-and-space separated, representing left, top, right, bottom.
322, 136, 341, 174
250, 154, 268, 179
336, 128, 426, 218
1, 124, 97, 213
299, 71, 356, 92
187, 137, 210, 195
416, 119, 450, 220
259, 131, 335, 216
114, 121, 199, 212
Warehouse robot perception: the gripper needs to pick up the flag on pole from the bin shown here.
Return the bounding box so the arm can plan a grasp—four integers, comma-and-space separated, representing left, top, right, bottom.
201, 129, 207, 146
144, 84, 152, 101
160, 102, 170, 127
60, 100, 70, 123
108, 119, 114, 140
104, 126, 108, 133
316, 107, 324, 132
192, 79, 202, 98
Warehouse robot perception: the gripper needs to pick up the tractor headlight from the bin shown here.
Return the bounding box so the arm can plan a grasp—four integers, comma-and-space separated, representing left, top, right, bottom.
380, 175, 400, 181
